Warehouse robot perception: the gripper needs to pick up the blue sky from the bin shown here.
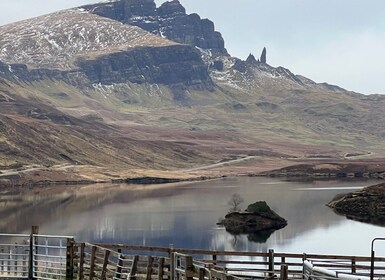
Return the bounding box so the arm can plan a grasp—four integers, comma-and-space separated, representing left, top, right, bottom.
1, 0, 384, 94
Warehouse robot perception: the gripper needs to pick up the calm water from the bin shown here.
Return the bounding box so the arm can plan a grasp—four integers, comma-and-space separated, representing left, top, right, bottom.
1, 177, 384, 257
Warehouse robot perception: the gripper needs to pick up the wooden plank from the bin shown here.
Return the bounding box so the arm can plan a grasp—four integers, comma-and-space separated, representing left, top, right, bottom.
97, 244, 171, 254
95, 244, 385, 264
206, 260, 269, 265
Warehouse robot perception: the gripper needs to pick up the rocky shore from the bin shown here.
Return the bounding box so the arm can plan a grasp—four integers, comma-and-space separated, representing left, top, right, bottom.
327, 182, 385, 225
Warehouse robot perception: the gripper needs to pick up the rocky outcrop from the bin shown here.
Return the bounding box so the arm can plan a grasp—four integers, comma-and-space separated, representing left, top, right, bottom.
327, 182, 385, 225
82, 0, 228, 55
218, 201, 287, 241
260, 47, 267, 64
263, 162, 385, 179
246, 54, 258, 65
82, 0, 159, 33
77, 45, 213, 89
1, 44, 214, 90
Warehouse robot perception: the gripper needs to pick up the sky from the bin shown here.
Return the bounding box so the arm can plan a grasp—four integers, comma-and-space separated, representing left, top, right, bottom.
0, 0, 385, 94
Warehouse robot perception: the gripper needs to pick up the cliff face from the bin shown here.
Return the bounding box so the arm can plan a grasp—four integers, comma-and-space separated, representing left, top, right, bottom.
77, 45, 213, 88
82, 0, 227, 55
0, 9, 213, 89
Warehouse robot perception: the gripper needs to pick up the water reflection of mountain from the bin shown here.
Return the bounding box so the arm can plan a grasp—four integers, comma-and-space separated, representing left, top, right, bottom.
0, 183, 192, 234
0, 178, 380, 254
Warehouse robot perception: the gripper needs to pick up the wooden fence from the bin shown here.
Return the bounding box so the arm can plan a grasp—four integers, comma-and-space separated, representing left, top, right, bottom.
94, 244, 385, 280
1, 228, 385, 280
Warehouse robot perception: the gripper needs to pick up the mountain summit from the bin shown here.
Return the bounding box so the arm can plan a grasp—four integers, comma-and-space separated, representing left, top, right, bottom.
81, 0, 227, 55
1, 0, 385, 186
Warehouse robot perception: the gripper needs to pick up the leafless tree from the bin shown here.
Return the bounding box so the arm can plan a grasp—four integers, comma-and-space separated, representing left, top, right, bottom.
228, 193, 244, 213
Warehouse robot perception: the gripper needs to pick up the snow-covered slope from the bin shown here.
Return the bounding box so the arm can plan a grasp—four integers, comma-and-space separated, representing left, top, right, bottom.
0, 9, 176, 70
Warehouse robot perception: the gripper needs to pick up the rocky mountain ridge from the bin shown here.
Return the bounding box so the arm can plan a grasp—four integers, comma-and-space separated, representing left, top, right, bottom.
0, 8, 212, 89
82, 0, 227, 55
1, 0, 385, 185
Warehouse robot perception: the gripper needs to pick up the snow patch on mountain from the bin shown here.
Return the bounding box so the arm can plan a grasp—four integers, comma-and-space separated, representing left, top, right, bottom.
0, 9, 176, 70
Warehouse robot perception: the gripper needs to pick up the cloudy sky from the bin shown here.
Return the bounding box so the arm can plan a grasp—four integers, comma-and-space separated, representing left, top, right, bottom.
0, 0, 384, 94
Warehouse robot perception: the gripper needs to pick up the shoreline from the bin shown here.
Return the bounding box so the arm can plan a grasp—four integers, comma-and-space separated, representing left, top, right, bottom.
1, 157, 385, 192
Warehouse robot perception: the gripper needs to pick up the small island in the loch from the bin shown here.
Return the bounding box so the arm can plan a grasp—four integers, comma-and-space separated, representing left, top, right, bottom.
327, 182, 385, 225
218, 201, 287, 241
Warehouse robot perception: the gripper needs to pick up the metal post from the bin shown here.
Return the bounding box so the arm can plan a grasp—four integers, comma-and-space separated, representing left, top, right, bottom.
370, 238, 385, 280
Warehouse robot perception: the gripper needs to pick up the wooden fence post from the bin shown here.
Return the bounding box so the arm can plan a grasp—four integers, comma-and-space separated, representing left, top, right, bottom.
115, 254, 124, 280
185, 256, 194, 280
198, 267, 205, 280
370, 250, 375, 280
29, 226, 39, 280
66, 238, 75, 280
280, 264, 288, 280
158, 257, 165, 280
169, 249, 174, 280
0, 247, 3, 273
146, 256, 154, 280
268, 249, 275, 279
351, 258, 356, 274
101, 250, 110, 280
89, 246, 97, 280
79, 243, 85, 280
130, 256, 139, 280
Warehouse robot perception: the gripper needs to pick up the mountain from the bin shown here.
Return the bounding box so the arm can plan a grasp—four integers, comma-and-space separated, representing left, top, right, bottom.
1, 0, 385, 186
81, 0, 227, 55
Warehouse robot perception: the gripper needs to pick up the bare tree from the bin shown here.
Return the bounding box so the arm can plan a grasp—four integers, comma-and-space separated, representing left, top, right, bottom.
228, 193, 244, 213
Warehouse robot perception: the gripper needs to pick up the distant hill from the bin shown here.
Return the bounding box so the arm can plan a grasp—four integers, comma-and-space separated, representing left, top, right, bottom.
0, 0, 384, 185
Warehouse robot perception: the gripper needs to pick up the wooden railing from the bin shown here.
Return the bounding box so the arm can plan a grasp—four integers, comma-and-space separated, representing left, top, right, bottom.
2, 228, 385, 280
95, 244, 385, 280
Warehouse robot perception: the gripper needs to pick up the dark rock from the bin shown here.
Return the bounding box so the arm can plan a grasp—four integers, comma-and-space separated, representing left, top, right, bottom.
260, 47, 267, 64
232, 103, 246, 110
211, 60, 224, 71
256, 101, 279, 110
246, 53, 258, 66
327, 182, 385, 225
218, 201, 287, 239
82, 0, 159, 33
77, 45, 214, 89
1, 45, 214, 90
125, 176, 181, 184
26, 108, 76, 125
232, 59, 248, 73
81, 0, 228, 55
